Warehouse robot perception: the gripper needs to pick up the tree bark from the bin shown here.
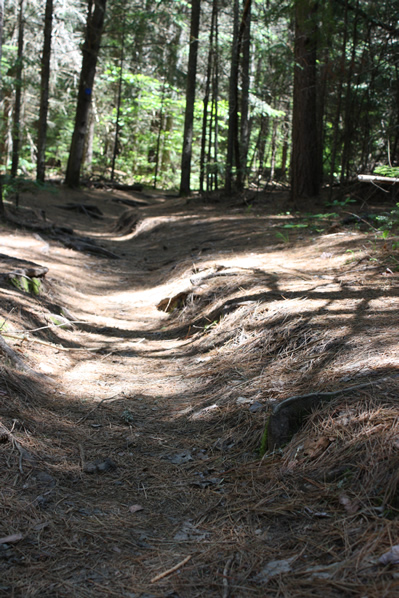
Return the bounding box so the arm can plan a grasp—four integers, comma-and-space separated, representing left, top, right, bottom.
11, 0, 24, 179
211, 1, 220, 191
340, 0, 359, 184
225, 0, 240, 194
290, 0, 320, 202
0, 0, 4, 215
83, 103, 95, 172
327, 0, 348, 199
65, 0, 107, 188
239, 0, 252, 188
111, 13, 125, 182
36, 0, 53, 183
179, 0, 201, 196
199, 0, 217, 193
153, 82, 166, 189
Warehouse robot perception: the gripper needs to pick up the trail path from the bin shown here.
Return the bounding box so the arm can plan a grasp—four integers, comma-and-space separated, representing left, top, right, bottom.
1, 186, 398, 597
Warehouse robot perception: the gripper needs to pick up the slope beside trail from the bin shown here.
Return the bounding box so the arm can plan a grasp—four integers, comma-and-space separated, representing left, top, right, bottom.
1, 185, 399, 598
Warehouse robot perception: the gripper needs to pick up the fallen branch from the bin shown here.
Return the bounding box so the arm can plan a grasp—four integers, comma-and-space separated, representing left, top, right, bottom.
1, 331, 98, 353
222, 556, 234, 598
358, 174, 399, 184
150, 555, 192, 584
0, 420, 37, 472
0, 534, 23, 545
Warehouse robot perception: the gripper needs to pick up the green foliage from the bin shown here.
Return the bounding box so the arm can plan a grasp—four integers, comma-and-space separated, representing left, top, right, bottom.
282, 223, 308, 229
276, 231, 289, 243
0, 175, 57, 201
10, 275, 41, 295
375, 203, 399, 236
326, 197, 356, 208
95, 71, 185, 186
374, 166, 399, 178
2, 0, 398, 191
249, 94, 285, 119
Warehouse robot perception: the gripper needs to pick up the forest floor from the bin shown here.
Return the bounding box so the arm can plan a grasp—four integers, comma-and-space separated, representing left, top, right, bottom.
0, 182, 399, 597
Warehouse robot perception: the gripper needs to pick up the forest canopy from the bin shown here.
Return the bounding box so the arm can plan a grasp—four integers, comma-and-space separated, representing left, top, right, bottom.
1, 0, 398, 197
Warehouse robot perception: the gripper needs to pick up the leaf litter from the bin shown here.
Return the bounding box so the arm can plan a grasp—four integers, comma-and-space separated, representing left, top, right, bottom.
0, 186, 398, 596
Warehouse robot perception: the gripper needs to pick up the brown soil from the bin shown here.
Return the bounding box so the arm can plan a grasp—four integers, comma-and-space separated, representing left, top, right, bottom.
0, 184, 399, 597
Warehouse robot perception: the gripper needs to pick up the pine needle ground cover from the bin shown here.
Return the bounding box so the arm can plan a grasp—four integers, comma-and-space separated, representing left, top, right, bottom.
0, 185, 398, 597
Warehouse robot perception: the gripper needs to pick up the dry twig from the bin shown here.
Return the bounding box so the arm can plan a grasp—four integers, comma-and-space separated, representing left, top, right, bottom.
150, 555, 192, 583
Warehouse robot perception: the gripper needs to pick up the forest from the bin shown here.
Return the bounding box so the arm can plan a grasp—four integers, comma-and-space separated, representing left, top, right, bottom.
1, 2, 399, 596
1, 0, 398, 199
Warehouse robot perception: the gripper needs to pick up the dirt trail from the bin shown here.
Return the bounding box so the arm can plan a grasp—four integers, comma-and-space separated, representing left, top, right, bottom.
1, 186, 399, 597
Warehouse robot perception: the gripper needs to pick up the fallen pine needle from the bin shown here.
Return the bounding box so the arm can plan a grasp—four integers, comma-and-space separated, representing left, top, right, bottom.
150, 555, 192, 583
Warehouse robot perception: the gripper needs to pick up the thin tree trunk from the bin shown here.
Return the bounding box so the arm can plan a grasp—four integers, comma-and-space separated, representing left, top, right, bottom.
239, 0, 252, 188
255, 115, 269, 184
180, 0, 201, 196
111, 14, 125, 182
161, 114, 174, 172
290, 0, 320, 202
153, 81, 166, 189
340, 0, 359, 184
0, 0, 3, 72
280, 106, 290, 180
269, 118, 278, 181
328, 0, 348, 198
36, 0, 53, 182
65, 0, 107, 188
83, 103, 95, 171
392, 64, 399, 164
11, 0, 24, 179
199, 0, 216, 193
213, 2, 219, 190
225, 0, 239, 194
0, 0, 4, 215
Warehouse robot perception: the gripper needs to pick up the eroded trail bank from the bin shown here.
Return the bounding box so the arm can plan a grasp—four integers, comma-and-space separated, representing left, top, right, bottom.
1, 187, 399, 597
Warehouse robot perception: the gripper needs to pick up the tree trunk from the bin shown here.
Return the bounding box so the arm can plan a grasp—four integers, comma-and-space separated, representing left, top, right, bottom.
269, 118, 278, 181
0, 0, 4, 215
65, 0, 107, 188
340, 0, 359, 185
280, 108, 290, 180
83, 102, 95, 172
239, 0, 252, 188
0, 0, 3, 88
179, 0, 201, 196
392, 64, 399, 164
328, 0, 348, 199
11, 0, 24, 179
199, 5, 214, 193
290, 0, 320, 202
212, 1, 219, 191
225, 0, 240, 194
153, 82, 166, 189
256, 115, 269, 184
36, 0, 53, 182
111, 13, 125, 182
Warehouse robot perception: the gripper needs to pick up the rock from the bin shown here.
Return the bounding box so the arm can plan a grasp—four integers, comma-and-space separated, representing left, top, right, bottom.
83, 458, 117, 474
